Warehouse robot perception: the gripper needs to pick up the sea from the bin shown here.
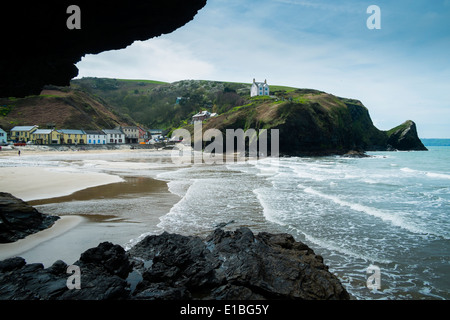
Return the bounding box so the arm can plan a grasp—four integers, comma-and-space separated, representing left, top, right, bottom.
1, 144, 449, 300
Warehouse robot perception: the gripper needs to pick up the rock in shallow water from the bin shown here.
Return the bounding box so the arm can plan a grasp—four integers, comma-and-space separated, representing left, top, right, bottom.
0, 192, 60, 243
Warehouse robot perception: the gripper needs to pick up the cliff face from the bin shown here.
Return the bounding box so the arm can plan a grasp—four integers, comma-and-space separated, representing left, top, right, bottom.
0, 1, 207, 98
386, 120, 428, 151
198, 90, 427, 155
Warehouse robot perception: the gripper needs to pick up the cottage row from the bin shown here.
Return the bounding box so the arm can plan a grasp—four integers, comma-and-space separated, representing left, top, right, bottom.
0, 125, 159, 145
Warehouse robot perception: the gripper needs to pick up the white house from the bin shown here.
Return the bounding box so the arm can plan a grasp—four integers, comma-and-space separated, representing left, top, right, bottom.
0, 127, 7, 145
192, 111, 211, 123
85, 130, 107, 145
103, 129, 125, 144
250, 79, 270, 97
120, 126, 139, 144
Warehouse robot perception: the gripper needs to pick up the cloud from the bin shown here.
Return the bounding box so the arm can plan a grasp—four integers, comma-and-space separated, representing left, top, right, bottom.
76, 38, 215, 82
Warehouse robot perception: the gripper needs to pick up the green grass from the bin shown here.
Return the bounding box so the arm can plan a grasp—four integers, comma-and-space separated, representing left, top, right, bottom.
40, 94, 62, 98
293, 96, 308, 104
250, 95, 275, 101
269, 85, 298, 92
231, 102, 254, 112
0, 105, 13, 117
117, 79, 168, 85
387, 120, 412, 136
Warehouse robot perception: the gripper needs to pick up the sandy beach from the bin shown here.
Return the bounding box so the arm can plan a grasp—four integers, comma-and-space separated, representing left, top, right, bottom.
0, 166, 124, 201
0, 148, 181, 266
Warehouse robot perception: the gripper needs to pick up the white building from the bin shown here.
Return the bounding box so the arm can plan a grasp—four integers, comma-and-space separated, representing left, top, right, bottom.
192, 111, 211, 123
120, 126, 139, 144
192, 111, 218, 123
250, 79, 270, 97
103, 129, 125, 144
85, 130, 107, 145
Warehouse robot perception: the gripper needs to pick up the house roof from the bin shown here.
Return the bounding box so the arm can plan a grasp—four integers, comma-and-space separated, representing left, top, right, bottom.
253, 82, 269, 88
103, 129, 124, 134
193, 111, 211, 118
58, 129, 85, 134
11, 126, 38, 131
33, 129, 53, 134
85, 130, 106, 135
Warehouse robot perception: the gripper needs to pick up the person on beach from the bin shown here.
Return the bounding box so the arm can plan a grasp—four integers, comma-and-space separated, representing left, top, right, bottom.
18, 150, 21, 156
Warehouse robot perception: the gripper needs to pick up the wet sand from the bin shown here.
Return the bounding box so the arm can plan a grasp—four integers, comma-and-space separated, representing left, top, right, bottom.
0, 216, 84, 261
0, 150, 183, 267
1, 176, 180, 267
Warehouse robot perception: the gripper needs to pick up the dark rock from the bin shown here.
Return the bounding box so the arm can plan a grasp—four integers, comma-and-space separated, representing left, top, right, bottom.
0, 1, 207, 98
214, 220, 235, 228
0, 257, 26, 272
59, 242, 132, 300
78, 241, 132, 279
129, 228, 350, 300
133, 283, 192, 300
0, 228, 350, 300
0, 192, 60, 243
387, 120, 428, 151
0, 242, 132, 300
342, 150, 370, 158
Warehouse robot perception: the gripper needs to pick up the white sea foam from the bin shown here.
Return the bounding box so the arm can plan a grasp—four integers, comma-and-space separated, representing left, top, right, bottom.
253, 188, 287, 226
401, 167, 450, 180
301, 186, 429, 236
298, 229, 393, 264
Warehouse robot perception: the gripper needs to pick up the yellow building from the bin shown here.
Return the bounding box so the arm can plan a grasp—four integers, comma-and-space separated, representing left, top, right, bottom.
50, 130, 62, 144
31, 129, 62, 145
58, 129, 87, 145
10, 125, 38, 142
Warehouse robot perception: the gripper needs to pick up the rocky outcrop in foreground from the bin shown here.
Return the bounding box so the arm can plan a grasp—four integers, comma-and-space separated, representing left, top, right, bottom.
0, 193, 59, 243
0, 228, 350, 300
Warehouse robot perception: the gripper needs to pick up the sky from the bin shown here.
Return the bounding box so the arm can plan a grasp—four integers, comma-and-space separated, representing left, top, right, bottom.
76, 0, 450, 138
